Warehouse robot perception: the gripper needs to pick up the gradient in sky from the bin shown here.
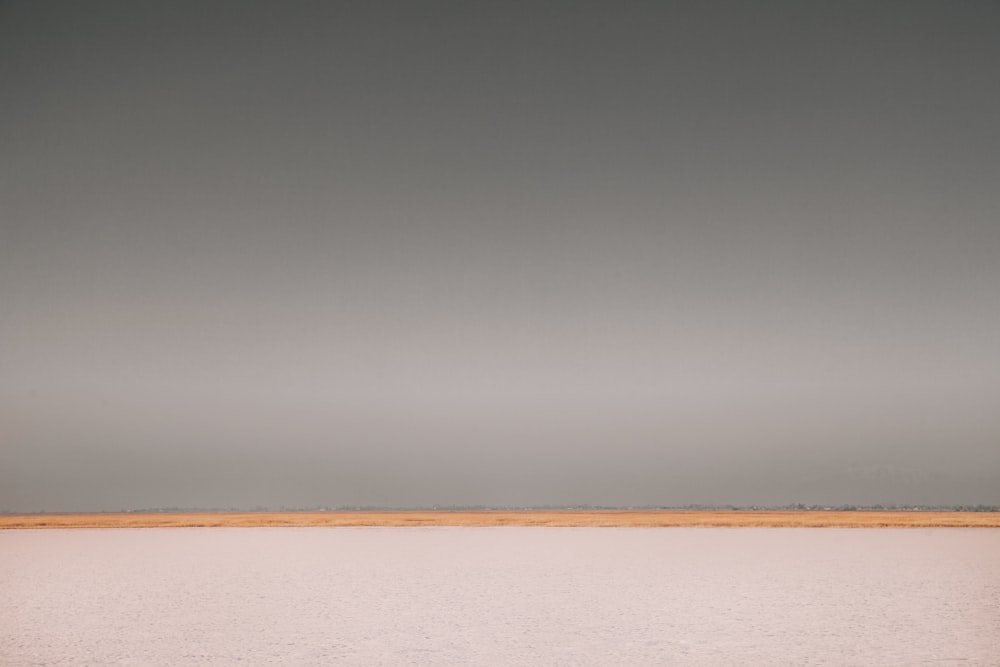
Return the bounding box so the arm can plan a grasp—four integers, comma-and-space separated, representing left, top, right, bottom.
2, 1, 999, 510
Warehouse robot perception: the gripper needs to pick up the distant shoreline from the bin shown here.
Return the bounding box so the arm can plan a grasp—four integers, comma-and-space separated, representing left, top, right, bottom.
2, 510, 999, 529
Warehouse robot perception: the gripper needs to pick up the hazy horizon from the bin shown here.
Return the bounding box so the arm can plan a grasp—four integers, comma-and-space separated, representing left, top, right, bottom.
2, 0, 999, 512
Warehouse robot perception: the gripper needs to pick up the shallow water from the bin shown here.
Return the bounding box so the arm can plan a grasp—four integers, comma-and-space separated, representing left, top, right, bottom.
1, 527, 998, 665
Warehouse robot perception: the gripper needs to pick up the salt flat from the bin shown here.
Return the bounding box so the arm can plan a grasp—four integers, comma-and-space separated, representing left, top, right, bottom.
2, 527, 998, 665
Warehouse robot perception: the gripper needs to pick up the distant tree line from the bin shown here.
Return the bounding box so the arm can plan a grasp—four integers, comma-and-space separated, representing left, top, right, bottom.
5, 503, 999, 514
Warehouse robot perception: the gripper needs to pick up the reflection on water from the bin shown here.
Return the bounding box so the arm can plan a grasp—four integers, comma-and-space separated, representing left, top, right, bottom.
2, 527, 998, 665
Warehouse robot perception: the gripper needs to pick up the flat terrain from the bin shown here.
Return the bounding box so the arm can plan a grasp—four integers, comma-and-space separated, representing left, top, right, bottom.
2, 510, 999, 529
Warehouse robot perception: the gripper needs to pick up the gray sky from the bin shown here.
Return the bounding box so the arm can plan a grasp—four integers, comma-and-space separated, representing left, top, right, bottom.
2, 0, 999, 511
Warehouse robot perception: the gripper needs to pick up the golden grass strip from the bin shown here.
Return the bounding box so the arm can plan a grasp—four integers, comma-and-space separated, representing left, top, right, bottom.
2, 510, 999, 529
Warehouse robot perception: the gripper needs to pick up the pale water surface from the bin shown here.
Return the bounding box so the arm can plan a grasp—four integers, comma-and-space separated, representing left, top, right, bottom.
1, 528, 998, 665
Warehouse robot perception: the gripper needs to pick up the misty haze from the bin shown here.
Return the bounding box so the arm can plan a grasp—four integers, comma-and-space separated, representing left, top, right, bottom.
2, 1, 998, 512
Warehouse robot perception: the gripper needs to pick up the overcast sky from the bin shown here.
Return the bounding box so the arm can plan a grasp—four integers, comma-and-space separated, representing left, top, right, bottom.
2, 0, 998, 511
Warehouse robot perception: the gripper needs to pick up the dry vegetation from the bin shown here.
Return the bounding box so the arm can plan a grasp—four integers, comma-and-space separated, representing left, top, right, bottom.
2, 510, 999, 529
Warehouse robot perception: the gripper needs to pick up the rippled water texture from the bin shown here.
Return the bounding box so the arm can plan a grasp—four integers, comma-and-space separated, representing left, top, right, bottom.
2, 527, 998, 665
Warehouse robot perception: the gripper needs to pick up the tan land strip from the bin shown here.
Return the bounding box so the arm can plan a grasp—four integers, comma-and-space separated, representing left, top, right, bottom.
1, 510, 999, 529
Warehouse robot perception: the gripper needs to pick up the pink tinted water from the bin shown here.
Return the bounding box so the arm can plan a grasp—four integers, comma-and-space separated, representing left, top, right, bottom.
2, 527, 998, 665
